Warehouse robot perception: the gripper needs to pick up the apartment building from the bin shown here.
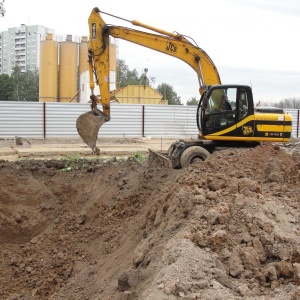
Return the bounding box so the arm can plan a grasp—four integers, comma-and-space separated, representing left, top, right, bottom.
0, 25, 54, 75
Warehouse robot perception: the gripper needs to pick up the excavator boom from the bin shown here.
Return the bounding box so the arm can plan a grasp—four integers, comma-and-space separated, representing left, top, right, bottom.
76, 7, 221, 152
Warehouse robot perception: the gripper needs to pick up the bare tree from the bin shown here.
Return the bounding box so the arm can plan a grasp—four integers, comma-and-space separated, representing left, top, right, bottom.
275, 97, 300, 109
0, 0, 5, 17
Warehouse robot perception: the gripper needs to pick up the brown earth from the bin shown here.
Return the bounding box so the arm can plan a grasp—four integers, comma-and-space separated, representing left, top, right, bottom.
0, 139, 300, 300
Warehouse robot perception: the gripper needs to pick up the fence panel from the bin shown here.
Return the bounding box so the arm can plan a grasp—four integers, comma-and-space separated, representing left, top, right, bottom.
286, 109, 299, 138
0, 101, 44, 138
0, 102, 299, 139
45, 102, 89, 137
100, 104, 143, 138
144, 105, 198, 138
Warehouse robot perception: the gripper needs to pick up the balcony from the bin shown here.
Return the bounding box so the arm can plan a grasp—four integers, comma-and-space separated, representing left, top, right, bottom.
15, 44, 26, 50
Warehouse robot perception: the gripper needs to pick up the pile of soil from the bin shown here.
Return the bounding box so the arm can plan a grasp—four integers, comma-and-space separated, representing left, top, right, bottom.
0, 141, 300, 300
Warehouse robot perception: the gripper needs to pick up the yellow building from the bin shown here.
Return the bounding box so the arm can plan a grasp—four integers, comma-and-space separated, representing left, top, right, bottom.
111, 85, 168, 105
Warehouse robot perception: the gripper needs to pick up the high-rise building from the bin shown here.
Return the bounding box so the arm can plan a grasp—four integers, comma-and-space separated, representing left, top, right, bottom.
0, 25, 54, 75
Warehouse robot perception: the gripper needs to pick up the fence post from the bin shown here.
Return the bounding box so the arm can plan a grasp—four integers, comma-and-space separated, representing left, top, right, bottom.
297, 109, 299, 138
142, 105, 145, 138
43, 102, 46, 139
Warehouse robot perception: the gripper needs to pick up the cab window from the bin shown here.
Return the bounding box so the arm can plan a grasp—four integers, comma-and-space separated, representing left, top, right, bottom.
238, 89, 248, 120
203, 88, 236, 131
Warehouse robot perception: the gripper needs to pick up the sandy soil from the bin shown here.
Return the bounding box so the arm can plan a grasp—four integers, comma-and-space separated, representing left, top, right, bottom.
0, 137, 148, 147
0, 139, 300, 300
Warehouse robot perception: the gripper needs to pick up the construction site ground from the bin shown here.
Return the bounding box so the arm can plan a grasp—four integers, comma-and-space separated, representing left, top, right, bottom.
0, 137, 300, 300
0, 137, 178, 161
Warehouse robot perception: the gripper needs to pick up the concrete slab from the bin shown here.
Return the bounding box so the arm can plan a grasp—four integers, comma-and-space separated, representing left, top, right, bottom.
0, 147, 18, 156
0, 138, 181, 160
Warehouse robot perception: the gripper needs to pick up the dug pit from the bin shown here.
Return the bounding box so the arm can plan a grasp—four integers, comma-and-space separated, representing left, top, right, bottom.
0, 141, 300, 300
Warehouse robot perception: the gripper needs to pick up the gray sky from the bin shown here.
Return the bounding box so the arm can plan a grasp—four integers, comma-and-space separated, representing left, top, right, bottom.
1, 0, 300, 104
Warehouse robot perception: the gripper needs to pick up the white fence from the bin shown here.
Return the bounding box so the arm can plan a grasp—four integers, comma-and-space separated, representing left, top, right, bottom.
0, 102, 199, 139
0, 101, 299, 139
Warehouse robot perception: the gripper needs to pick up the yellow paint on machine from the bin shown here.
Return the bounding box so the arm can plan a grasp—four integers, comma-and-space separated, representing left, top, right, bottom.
205, 135, 290, 142
204, 112, 292, 142
256, 124, 292, 132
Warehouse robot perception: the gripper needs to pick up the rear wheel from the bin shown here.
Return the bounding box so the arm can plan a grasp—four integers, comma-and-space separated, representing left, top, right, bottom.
180, 146, 210, 168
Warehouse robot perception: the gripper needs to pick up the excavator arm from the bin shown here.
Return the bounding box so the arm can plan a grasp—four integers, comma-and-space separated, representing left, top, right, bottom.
77, 7, 221, 153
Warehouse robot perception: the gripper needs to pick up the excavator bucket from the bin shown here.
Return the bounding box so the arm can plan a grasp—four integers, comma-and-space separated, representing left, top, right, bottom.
148, 148, 173, 168
76, 109, 107, 155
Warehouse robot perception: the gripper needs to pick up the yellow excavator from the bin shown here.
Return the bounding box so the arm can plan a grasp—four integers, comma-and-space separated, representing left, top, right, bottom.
76, 7, 292, 168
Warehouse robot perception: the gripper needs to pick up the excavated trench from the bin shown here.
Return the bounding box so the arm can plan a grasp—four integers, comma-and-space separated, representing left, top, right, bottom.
0, 141, 300, 300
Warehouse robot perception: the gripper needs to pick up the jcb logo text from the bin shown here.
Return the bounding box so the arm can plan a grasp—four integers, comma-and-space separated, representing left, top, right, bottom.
166, 42, 177, 53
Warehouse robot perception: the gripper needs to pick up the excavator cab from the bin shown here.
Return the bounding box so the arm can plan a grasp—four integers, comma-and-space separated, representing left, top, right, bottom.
198, 85, 254, 138
198, 84, 292, 143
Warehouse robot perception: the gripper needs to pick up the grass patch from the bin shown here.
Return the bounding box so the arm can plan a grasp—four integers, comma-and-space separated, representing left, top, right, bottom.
59, 152, 147, 172
60, 154, 82, 172
133, 152, 148, 163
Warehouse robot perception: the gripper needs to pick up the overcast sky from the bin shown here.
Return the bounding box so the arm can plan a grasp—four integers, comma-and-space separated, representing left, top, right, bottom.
1, 0, 300, 104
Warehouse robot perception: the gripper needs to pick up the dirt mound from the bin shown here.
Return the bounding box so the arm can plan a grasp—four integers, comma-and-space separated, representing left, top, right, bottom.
0, 142, 300, 300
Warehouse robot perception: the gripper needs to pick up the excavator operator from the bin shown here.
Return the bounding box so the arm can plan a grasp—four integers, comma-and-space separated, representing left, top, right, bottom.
221, 94, 232, 111
204, 89, 233, 129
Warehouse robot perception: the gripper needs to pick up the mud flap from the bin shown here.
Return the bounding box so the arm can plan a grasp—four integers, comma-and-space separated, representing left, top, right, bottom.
76, 112, 107, 155
148, 148, 173, 168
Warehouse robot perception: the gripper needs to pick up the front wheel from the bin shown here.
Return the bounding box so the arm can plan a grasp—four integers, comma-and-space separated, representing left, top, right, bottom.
180, 146, 210, 168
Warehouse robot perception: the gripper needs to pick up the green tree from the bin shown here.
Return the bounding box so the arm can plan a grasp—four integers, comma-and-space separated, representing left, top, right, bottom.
10, 66, 39, 101
118, 59, 140, 87
10, 66, 23, 100
118, 59, 156, 88
0, 73, 14, 100
156, 83, 182, 105
24, 69, 39, 101
186, 97, 199, 106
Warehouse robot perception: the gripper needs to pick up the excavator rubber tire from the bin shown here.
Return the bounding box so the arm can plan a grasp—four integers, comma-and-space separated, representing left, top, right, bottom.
180, 146, 210, 168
